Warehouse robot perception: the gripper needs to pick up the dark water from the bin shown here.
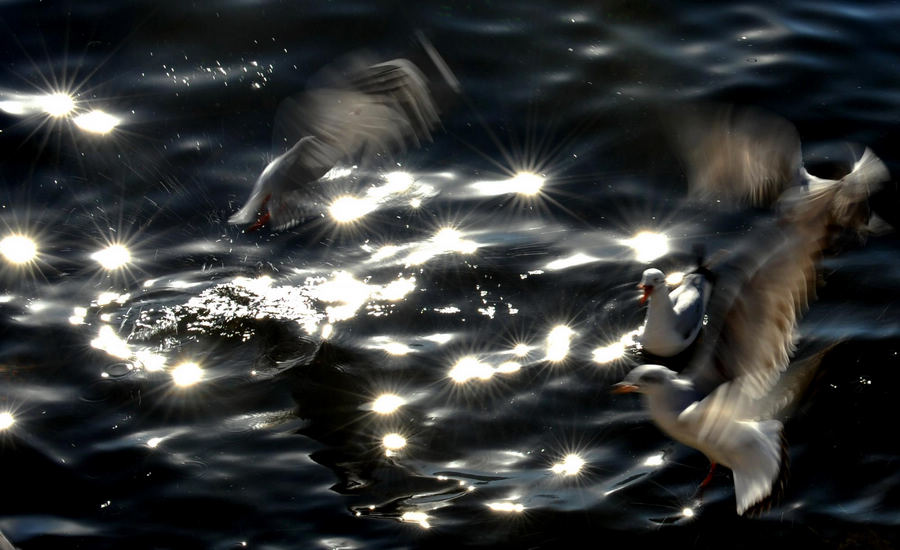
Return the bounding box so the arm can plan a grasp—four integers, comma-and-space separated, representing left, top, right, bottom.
1, 1, 900, 548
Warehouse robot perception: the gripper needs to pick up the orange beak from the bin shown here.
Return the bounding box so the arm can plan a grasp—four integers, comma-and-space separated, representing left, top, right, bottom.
611, 383, 639, 394
638, 284, 653, 305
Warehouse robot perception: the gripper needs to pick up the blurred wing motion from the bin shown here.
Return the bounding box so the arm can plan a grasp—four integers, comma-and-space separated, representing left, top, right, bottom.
669, 102, 890, 216
0, 529, 16, 550
620, 104, 890, 514
230, 55, 450, 231
669, 103, 803, 206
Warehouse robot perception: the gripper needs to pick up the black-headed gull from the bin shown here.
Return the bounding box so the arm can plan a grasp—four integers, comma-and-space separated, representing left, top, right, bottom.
229, 56, 445, 231
634, 104, 889, 358
614, 126, 889, 515
637, 266, 713, 357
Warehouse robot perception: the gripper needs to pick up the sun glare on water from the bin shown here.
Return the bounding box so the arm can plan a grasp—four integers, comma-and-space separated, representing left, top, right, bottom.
172, 362, 203, 387
329, 195, 377, 223
0, 235, 37, 264
73, 110, 121, 134
624, 231, 669, 263
91, 244, 131, 270
0, 412, 15, 430
551, 454, 585, 476
372, 394, 406, 414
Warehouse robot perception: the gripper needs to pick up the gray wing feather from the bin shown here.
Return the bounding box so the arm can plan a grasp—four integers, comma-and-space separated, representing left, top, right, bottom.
670, 274, 708, 339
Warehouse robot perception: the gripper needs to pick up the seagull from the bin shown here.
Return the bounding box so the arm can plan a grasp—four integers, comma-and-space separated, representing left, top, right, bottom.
229, 53, 449, 231
636, 265, 713, 357
614, 108, 889, 515
635, 104, 889, 359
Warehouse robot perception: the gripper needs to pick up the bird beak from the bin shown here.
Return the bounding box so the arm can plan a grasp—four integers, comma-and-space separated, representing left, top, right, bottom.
611, 382, 639, 394
638, 284, 652, 305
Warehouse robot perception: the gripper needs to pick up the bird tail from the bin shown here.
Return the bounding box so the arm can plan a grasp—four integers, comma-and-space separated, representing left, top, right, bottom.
744, 426, 791, 517
730, 419, 786, 515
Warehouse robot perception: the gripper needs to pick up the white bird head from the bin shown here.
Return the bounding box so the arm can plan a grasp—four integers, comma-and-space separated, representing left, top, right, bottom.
638, 268, 666, 304
612, 364, 677, 395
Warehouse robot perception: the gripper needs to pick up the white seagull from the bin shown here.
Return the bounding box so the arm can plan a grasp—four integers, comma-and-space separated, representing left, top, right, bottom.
615, 108, 889, 515
634, 103, 889, 358
229, 55, 447, 231
637, 266, 713, 357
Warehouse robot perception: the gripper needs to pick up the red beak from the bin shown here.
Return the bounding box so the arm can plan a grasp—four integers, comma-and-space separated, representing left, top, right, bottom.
611, 383, 639, 394
638, 284, 653, 305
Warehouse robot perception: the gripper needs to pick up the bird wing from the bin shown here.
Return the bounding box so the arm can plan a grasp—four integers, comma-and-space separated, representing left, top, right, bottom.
683, 220, 820, 399
667, 103, 802, 207
228, 136, 339, 226
669, 273, 709, 339
272, 58, 439, 163
678, 384, 785, 515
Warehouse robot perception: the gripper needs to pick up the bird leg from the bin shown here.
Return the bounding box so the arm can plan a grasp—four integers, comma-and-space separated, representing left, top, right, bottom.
699, 461, 717, 491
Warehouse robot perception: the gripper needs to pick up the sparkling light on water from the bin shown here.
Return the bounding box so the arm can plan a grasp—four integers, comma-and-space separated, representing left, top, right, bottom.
471, 171, 545, 196
545, 252, 598, 271
643, 453, 665, 467
372, 394, 406, 414
592, 340, 626, 364
135, 349, 167, 372
91, 325, 132, 359
510, 171, 545, 195
0, 91, 76, 117
40, 92, 75, 117
624, 231, 669, 263
383, 171, 414, 192
551, 454, 585, 476
545, 325, 574, 362
0, 412, 15, 430
512, 343, 531, 357
172, 362, 203, 387
382, 432, 407, 450
74, 110, 121, 134
329, 195, 377, 222
400, 511, 430, 529
449, 356, 494, 383
91, 244, 131, 270
496, 361, 521, 374
0, 235, 37, 264
488, 501, 525, 513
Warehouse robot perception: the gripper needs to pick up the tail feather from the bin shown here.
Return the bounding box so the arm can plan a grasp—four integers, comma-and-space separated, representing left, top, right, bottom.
731, 419, 785, 515
744, 427, 790, 517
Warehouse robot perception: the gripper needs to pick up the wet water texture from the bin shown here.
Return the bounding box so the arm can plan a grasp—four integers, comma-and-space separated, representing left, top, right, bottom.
1, 1, 900, 549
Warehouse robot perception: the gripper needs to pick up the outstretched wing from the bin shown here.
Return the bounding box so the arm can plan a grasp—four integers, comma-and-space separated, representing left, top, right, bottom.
667, 103, 802, 207
683, 220, 820, 399
272, 58, 440, 163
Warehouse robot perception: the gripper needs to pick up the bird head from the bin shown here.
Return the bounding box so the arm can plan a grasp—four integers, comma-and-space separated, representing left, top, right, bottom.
611, 364, 676, 395
638, 268, 666, 305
